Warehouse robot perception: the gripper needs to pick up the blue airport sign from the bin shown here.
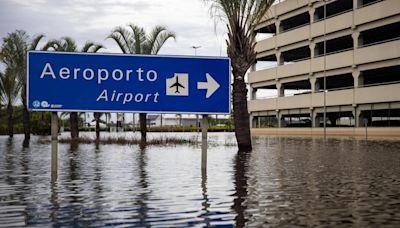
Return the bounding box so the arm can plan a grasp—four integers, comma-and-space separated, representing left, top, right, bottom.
27, 51, 231, 114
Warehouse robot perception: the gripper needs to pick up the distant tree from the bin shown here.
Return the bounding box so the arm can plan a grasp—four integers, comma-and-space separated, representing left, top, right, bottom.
44, 37, 104, 139
108, 23, 175, 142
203, 0, 274, 151
0, 68, 21, 137
0, 30, 45, 146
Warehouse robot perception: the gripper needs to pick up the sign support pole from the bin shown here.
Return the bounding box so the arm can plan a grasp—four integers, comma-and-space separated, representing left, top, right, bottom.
201, 115, 208, 172
51, 112, 58, 182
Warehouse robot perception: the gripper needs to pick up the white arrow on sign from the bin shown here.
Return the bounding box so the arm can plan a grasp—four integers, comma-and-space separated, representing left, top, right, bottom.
197, 73, 220, 98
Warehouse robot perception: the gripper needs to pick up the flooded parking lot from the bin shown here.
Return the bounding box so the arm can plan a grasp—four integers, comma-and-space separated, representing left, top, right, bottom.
0, 133, 399, 227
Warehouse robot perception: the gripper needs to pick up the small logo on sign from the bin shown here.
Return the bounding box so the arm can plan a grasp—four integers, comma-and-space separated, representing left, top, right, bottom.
41, 100, 50, 108
32, 100, 40, 108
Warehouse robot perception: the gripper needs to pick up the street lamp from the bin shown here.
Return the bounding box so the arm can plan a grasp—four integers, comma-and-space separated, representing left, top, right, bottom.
192, 46, 201, 56
316, 0, 330, 142
323, 0, 327, 142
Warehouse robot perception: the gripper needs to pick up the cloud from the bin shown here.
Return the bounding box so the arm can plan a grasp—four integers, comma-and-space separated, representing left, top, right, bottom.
0, 0, 227, 57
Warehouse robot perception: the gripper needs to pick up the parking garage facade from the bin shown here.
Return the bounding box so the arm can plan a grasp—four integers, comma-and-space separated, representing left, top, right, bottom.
248, 0, 400, 134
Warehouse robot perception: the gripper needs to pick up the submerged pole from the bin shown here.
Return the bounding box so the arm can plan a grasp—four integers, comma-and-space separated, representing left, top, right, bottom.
51, 112, 58, 181
201, 115, 208, 172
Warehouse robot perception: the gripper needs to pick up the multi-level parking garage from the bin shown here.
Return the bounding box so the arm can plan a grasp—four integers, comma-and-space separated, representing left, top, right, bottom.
248, 0, 400, 134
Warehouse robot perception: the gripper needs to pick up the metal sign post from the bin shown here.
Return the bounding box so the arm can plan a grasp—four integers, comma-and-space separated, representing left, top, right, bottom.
201, 114, 208, 172
51, 112, 58, 182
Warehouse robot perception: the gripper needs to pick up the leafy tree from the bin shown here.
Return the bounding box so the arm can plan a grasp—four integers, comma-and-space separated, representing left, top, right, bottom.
204, 0, 274, 151
108, 23, 175, 142
0, 30, 45, 146
0, 68, 21, 137
44, 37, 104, 139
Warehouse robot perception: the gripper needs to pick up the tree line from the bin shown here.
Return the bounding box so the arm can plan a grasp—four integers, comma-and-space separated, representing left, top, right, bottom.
1, 0, 274, 151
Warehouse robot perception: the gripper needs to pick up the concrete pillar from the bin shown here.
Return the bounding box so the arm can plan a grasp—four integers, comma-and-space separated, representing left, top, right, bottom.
310, 77, 316, 93
352, 31, 360, 49
251, 114, 257, 128
312, 109, 320, 128
309, 7, 316, 23
250, 87, 257, 100
276, 51, 284, 65
277, 82, 284, 97
353, 70, 364, 88
277, 111, 282, 128
310, 42, 316, 58
276, 20, 281, 34
354, 0, 362, 9
355, 107, 364, 127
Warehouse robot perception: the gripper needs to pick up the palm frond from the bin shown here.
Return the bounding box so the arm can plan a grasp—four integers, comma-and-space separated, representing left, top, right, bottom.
145, 26, 176, 54
60, 37, 78, 52
90, 44, 105, 53
30, 34, 45, 51
128, 23, 146, 54
107, 26, 132, 54
81, 42, 104, 53
42, 39, 63, 51
204, 0, 274, 73
0, 68, 20, 106
0, 30, 29, 84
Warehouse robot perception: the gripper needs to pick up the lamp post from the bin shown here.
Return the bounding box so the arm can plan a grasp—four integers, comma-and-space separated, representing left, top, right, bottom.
323, 0, 327, 142
316, 0, 329, 141
192, 45, 201, 56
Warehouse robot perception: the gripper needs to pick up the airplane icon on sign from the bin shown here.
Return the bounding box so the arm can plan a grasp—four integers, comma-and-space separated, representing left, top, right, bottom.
170, 75, 185, 93
166, 73, 189, 96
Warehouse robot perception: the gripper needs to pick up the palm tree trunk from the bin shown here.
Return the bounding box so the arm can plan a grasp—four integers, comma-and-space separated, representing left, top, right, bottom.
21, 87, 30, 145
39, 112, 45, 135
7, 103, 13, 138
95, 112, 100, 141
232, 78, 252, 152
139, 113, 147, 142
70, 112, 79, 139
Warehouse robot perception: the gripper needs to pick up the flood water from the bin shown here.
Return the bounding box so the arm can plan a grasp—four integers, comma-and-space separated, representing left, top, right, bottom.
0, 133, 399, 227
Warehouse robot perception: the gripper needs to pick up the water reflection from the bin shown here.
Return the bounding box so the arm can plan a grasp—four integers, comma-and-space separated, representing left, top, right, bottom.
233, 151, 250, 227
135, 144, 149, 226
0, 134, 399, 227
200, 155, 210, 227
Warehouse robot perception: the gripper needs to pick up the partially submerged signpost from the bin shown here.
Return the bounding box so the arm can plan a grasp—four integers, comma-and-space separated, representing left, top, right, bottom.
28, 51, 231, 179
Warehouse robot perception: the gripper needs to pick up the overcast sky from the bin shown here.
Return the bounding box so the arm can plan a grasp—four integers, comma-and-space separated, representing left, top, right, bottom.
0, 0, 228, 57
0, 0, 232, 120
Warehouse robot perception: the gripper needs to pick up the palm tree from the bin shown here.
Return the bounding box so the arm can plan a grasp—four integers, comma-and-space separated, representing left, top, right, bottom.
0, 30, 44, 145
108, 23, 176, 142
0, 31, 45, 145
0, 69, 21, 137
44, 37, 104, 139
204, 0, 274, 151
